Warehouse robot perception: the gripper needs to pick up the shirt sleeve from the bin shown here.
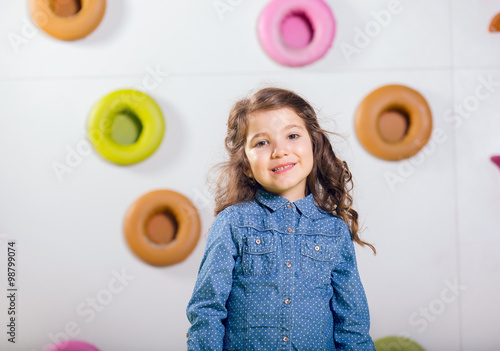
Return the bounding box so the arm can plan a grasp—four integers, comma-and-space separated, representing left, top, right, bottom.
186, 208, 237, 351
330, 221, 376, 350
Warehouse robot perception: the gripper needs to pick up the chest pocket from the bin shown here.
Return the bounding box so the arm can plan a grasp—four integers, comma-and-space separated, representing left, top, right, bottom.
300, 236, 336, 285
242, 232, 276, 277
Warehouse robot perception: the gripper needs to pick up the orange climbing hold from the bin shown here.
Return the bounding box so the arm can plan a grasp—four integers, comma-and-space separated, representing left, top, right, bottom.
29, 0, 106, 40
489, 13, 500, 32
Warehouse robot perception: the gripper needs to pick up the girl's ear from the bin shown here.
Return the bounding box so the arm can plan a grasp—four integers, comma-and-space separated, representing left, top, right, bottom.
243, 168, 253, 178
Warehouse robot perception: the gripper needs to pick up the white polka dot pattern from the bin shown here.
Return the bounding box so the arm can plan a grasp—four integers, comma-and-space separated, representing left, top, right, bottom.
186, 188, 375, 350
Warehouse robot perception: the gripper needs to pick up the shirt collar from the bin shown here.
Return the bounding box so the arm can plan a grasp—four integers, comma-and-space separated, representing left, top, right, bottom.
255, 188, 316, 218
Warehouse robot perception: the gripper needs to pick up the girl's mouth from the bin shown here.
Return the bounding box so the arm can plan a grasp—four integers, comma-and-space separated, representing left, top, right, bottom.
271, 163, 296, 174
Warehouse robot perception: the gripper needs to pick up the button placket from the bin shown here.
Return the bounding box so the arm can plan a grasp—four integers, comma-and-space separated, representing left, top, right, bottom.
279, 206, 295, 350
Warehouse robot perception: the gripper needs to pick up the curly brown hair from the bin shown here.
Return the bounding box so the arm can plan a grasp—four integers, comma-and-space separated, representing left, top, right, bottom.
208, 86, 375, 254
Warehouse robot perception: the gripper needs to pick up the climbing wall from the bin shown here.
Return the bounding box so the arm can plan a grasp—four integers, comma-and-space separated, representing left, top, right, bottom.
0, 0, 499, 350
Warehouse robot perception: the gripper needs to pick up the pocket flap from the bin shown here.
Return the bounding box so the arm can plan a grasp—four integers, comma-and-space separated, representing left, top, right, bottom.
243, 233, 276, 254
300, 239, 335, 261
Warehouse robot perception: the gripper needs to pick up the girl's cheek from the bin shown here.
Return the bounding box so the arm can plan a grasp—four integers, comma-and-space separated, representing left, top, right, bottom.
253, 149, 265, 158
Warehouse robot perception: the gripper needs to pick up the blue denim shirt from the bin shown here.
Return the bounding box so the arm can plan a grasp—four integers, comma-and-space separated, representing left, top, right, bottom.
186, 188, 375, 351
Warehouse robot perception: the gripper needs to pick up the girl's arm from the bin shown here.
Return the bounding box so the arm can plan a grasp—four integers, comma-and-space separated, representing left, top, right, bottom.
330, 221, 376, 350
186, 208, 237, 351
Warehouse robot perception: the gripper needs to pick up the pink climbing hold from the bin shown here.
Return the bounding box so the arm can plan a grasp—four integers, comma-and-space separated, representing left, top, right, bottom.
491, 156, 500, 169
280, 12, 314, 49
258, 0, 336, 67
46, 340, 99, 351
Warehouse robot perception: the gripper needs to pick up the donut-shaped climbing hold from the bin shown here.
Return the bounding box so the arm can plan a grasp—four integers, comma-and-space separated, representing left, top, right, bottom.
46, 340, 99, 351
29, 0, 106, 41
355, 84, 433, 161
489, 13, 500, 32
88, 89, 165, 165
124, 190, 201, 266
258, 0, 336, 67
374, 336, 425, 351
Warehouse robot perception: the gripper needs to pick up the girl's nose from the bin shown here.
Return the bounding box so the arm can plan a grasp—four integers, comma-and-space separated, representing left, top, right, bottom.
272, 141, 288, 158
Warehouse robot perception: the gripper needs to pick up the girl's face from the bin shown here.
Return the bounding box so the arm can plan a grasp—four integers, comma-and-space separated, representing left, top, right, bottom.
244, 107, 314, 203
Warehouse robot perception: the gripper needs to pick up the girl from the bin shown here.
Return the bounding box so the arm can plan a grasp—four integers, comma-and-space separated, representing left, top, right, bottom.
186, 87, 376, 350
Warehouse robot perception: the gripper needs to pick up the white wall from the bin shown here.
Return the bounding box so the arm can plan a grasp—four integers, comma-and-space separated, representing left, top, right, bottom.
0, 0, 499, 350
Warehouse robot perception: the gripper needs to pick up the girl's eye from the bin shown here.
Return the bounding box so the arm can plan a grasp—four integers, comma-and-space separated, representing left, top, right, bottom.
255, 134, 299, 147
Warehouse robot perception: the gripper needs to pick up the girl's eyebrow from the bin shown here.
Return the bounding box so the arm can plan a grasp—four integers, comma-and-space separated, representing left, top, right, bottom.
248, 124, 304, 143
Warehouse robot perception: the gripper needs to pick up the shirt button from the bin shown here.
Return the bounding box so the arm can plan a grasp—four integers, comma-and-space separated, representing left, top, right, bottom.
283, 336, 289, 342
255, 239, 261, 245
287, 227, 293, 232
315, 245, 320, 251
284, 298, 291, 304
286, 262, 292, 268
286, 204, 291, 208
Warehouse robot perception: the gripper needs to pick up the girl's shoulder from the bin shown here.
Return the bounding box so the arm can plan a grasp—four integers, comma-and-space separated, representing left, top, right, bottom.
310, 204, 352, 237
218, 198, 258, 215
227, 197, 265, 216
217, 198, 271, 228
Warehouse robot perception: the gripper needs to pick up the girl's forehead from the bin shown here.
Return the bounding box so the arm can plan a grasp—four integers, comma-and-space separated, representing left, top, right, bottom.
247, 108, 305, 132
245, 109, 308, 147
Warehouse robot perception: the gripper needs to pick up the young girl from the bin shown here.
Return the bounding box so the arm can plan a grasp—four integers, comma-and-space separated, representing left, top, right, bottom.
186, 87, 376, 350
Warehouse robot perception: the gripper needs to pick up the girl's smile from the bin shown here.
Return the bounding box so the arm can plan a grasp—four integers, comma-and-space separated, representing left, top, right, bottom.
271, 162, 296, 174
244, 108, 314, 202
